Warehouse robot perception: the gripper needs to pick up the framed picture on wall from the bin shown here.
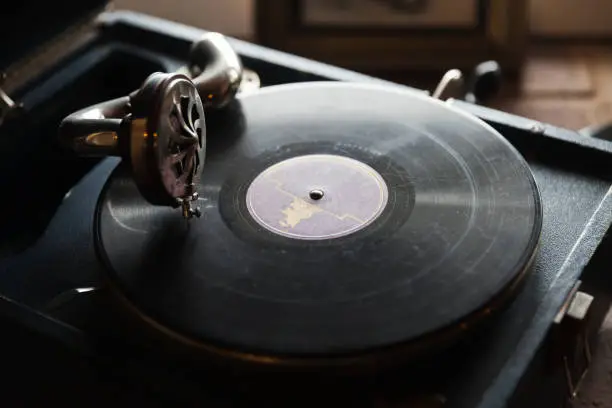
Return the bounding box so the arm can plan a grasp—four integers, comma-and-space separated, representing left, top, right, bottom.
255, 0, 528, 75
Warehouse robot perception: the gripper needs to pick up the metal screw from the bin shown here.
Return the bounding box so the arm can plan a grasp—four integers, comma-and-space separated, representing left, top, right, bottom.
530, 123, 546, 134
309, 189, 324, 201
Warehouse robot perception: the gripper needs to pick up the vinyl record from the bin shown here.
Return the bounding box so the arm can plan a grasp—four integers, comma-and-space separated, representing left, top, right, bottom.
95, 82, 542, 368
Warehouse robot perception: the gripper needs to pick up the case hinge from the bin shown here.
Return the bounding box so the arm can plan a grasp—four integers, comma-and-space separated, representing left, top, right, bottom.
0, 6, 109, 128
0, 73, 23, 126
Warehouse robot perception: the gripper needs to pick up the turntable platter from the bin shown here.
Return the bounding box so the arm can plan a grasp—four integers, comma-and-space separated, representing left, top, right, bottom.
95, 82, 541, 367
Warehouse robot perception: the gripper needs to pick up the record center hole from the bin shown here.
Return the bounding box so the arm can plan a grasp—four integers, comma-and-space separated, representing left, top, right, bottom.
309, 189, 324, 201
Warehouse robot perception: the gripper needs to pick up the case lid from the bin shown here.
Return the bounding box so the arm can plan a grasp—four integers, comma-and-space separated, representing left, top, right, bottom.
1, 1, 108, 72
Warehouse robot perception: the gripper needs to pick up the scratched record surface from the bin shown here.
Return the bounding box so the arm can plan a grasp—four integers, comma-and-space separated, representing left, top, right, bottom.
95, 82, 542, 368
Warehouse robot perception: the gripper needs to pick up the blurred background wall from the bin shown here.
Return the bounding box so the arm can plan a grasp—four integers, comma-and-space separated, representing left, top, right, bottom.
114, 0, 612, 39
113, 0, 253, 38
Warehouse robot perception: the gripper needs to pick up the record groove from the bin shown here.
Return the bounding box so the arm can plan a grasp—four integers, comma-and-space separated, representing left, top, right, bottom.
95, 82, 542, 365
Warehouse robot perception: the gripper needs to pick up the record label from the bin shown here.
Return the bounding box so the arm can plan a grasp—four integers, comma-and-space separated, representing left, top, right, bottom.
245, 154, 389, 240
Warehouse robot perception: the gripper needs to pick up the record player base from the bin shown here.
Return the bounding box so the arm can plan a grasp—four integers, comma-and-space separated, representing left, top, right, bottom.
0, 11, 611, 408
